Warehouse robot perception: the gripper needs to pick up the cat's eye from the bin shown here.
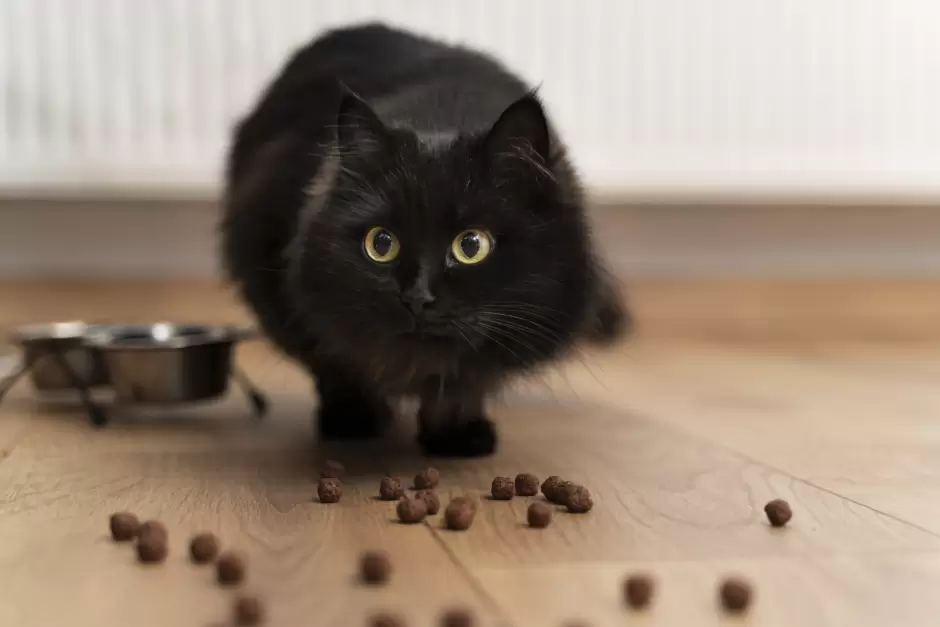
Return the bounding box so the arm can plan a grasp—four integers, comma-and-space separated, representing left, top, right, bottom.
364, 227, 400, 263
451, 229, 493, 265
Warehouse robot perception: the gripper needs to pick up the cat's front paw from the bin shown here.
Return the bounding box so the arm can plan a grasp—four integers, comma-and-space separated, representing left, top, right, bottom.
418, 418, 497, 458
317, 397, 394, 440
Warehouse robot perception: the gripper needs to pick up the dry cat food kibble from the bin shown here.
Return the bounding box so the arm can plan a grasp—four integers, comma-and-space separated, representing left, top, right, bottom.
491, 476, 515, 500
764, 499, 793, 527
109, 512, 140, 541
317, 478, 343, 503
136, 532, 168, 564
138, 520, 168, 542
370, 613, 405, 627
514, 473, 540, 497
564, 484, 594, 513
623, 574, 655, 609
379, 476, 405, 501
396, 496, 429, 524
719, 577, 753, 612
234, 594, 264, 625
414, 467, 440, 490
217, 551, 247, 586
440, 607, 475, 627
189, 532, 220, 564
541, 476, 569, 504
320, 459, 345, 480
527, 502, 553, 528
360, 550, 393, 584
444, 497, 477, 531
415, 489, 441, 515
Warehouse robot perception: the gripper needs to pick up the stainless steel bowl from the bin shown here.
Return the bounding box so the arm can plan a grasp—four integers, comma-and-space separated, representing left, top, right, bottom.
85, 323, 254, 404
9, 321, 110, 390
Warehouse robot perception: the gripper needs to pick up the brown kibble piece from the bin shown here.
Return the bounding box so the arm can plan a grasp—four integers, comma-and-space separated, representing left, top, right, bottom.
396, 496, 428, 524
318, 477, 343, 503
320, 459, 345, 480
541, 476, 569, 504
527, 501, 553, 528
109, 512, 140, 541
451, 495, 478, 512
441, 607, 474, 627
720, 577, 752, 612
514, 473, 540, 497
444, 498, 476, 530
189, 532, 220, 564
490, 476, 515, 500
564, 484, 594, 513
414, 489, 441, 515
414, 467, 440, 490
234, 595, 264, 625
764, 499, 792, 527
370, 613, 404, 627
360, 550, 392, 584
217, 551, 246, 586
138, 520, 167, 541
624, 574, 655, 609
379, 476, 405, 501
136, 533, 168, 564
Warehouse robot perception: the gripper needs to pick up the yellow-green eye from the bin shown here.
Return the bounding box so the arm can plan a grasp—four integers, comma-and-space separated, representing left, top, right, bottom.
364, 227, 400, 263
451, 229, 493, 265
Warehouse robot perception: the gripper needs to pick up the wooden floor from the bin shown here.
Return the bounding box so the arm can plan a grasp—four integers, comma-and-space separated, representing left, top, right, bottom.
2, 283, 940, 626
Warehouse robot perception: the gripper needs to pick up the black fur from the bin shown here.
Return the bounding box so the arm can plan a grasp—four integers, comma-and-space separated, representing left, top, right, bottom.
221, 23, 627, 457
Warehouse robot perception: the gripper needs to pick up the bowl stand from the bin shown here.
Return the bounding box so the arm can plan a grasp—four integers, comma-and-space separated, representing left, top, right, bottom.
0, 349, 269, 426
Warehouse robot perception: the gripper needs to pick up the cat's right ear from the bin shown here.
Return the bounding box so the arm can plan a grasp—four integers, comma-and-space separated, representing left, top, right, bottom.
336, 93, 392, 158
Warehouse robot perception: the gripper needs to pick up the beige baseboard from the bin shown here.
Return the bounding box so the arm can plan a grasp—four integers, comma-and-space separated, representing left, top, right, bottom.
2, 198, 940, 279
626, 279, 940, 342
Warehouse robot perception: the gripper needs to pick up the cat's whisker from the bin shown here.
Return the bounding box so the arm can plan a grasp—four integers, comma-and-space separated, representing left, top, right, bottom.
478, 312, 565, 344
452, 322, 478, 353
481, 311, 565, 342
474, 321, 546, 367
472, 323, 533, 367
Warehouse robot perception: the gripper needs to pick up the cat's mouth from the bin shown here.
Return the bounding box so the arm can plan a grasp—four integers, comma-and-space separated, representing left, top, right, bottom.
405, 324, 457, 340
400, 315, 462, 341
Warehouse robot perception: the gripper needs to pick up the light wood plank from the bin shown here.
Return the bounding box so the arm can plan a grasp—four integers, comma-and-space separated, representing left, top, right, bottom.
421, 400, 940, 569
0, 453, 497, 627
472, 553, 940, 627
553, 341, 940, 535
5, 280, 940, 626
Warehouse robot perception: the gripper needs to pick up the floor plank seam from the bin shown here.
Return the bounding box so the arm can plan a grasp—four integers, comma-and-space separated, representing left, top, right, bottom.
424, 521, 518, 627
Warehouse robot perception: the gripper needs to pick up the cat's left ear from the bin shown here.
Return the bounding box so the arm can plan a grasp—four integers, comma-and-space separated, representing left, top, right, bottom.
336, 92, 393, 157
481, 93, 551, 169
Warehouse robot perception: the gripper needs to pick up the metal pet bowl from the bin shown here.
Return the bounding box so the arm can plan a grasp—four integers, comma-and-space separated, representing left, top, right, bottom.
0, 321, 267, 426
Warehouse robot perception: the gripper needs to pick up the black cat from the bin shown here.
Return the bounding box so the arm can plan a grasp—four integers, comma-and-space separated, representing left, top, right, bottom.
221, 23, 628, 457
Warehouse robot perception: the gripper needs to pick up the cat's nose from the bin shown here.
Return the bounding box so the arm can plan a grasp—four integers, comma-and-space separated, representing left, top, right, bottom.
401, 284, 436, 315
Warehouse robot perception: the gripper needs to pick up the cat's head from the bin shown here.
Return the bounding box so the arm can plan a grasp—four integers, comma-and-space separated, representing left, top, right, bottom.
288, 92, 596, 373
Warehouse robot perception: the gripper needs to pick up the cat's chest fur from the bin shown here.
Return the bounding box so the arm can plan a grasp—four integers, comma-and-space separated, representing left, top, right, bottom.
310, 327, 505, 398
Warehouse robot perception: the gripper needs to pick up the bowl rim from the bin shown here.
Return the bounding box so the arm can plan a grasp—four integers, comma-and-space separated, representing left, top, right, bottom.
9, 321, 101, 345
84, 322, 251, 351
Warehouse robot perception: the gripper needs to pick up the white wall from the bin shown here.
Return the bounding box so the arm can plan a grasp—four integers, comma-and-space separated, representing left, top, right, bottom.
1, 0, 940, 200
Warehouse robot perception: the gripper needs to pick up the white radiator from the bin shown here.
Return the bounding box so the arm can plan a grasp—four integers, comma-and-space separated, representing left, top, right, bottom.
2, 0, 940, 199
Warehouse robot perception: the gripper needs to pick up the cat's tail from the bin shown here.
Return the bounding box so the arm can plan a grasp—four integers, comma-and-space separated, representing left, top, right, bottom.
580, 267, 633, 346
